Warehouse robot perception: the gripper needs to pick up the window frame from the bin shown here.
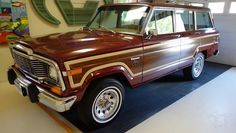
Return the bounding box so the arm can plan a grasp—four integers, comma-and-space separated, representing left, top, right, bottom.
87, 5, 152, 36
144, 7, 176, 36
143, 7, 215, 36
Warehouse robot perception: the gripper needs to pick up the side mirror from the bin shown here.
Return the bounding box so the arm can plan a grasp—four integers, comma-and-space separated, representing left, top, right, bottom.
145, 29, 157, 39
148, 29, 157, 36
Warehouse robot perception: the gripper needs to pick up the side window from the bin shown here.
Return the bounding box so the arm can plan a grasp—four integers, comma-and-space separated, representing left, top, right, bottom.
146, 10, 174, 35
196, 12, 213, 29
155, 10, 174, 34
176, 10, 194, 32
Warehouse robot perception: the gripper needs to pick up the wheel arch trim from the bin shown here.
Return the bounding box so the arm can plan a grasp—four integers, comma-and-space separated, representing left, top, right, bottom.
67, 62, 140, 89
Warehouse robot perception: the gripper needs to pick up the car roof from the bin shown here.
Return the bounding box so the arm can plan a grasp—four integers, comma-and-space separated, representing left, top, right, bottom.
102, 2, 210, 11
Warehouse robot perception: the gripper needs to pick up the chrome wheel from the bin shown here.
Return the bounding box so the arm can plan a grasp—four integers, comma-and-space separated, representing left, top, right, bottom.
192, 54, 204, 78
92, 86, 122, 124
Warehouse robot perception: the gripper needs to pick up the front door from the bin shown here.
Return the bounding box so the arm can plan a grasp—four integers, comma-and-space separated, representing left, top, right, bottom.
143, 9, 181, 82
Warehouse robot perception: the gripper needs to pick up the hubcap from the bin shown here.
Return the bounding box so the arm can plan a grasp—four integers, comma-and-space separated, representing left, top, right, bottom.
193, 55, 204, 78
92, 86, 122, 123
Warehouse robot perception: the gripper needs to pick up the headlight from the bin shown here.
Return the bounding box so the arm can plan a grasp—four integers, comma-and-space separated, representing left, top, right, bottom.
49, 65, 58, 80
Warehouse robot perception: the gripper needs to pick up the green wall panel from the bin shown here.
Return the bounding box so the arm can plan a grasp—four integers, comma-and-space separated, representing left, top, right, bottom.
55, 0, 99, 25
31, 0, 61, 25
104, 0, 114, 5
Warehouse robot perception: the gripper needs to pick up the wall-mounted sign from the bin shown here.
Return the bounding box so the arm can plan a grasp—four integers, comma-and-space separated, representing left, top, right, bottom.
31, 0, 61, 25
31, 0, 113, 25
104, 0, 113, 5
56, 0, 99, 25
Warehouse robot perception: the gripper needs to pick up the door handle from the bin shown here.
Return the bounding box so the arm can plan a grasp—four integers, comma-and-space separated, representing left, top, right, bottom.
131, 57, 140, 61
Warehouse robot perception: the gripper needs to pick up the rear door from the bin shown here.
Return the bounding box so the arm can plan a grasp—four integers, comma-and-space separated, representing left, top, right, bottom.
177, 10, 217, 66
194, 11, 218, 54
143, 8, 181, 82
175, 9, 199, 68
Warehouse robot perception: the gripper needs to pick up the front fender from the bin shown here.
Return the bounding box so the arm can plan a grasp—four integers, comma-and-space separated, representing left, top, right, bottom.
64, 64, 142, 102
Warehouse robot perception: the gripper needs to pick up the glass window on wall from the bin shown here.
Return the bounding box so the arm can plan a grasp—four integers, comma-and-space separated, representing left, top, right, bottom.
196, 12, 213, 29
176, 10, 194, 32
208, 2, 225, 14
229, 2, 236, 14
191, 3, 204, 7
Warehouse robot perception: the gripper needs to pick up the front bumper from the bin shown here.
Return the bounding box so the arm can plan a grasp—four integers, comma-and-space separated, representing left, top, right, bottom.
8, 67, 77, 112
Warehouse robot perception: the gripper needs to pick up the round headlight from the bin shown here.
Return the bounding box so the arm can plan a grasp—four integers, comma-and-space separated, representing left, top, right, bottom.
49, 66, 58, 80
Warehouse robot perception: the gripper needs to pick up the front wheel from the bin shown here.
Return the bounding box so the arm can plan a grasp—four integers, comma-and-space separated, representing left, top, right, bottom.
183, 53, 205, 80
77, 78, 125, 128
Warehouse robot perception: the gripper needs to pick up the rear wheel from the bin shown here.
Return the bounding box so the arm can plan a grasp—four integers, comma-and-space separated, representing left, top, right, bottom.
77, 78, 125, 128
183, 53, 205, 80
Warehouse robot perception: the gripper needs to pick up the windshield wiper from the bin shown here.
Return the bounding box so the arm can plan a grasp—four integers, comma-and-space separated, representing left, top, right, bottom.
98, 24, 116, 34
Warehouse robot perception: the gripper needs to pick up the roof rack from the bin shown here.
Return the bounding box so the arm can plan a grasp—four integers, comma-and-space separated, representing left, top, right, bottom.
164, 0, 207, 7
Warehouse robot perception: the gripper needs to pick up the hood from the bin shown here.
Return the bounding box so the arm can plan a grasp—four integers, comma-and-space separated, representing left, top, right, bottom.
20, 30, 142, 63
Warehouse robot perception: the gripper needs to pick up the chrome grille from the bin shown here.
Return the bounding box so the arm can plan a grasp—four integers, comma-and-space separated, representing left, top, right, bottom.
13, 51, 49, 78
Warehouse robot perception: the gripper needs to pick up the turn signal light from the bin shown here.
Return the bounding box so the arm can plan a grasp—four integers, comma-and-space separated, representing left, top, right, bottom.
14, 63, 19, 68
50, 86, 62, 96
67, 68, 82, 76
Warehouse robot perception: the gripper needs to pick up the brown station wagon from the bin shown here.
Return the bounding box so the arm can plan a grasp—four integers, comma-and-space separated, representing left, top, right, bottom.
8, 3, 219, 127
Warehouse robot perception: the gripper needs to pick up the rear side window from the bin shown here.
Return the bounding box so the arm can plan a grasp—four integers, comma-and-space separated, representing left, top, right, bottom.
176, 10, 194, 32
196, 12, 213, 29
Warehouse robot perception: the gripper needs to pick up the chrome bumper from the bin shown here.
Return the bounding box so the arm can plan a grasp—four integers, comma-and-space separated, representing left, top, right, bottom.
8, 67, 77, 112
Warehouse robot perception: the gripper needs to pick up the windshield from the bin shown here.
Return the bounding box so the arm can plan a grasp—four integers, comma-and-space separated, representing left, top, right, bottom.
88, 5, 150, 34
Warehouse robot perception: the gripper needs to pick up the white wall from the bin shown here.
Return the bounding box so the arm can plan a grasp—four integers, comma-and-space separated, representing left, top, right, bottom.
209, 14, 236, 66
207, 0, 236, 66
0, 47, 13, 83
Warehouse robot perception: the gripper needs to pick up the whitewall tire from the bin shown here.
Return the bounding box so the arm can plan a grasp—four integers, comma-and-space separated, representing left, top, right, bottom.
183, 53, 205, 80
77, 78, 125, 128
